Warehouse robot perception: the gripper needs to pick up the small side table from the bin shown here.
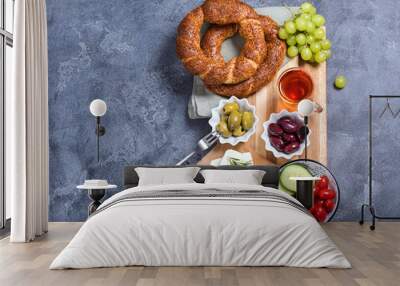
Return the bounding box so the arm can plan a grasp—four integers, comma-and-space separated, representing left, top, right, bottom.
289, 177, 320, 209
77, 184, 117, 216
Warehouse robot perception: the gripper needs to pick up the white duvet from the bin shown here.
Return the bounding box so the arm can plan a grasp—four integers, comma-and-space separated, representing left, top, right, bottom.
50, 183, 350, 269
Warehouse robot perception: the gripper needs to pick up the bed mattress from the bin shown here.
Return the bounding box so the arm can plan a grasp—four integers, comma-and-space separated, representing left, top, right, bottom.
50, 183, 350, 269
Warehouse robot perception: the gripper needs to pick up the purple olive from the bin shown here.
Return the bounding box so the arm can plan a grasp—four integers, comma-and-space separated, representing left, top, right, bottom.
297, 120, 305, 129
269, 136, 285, 152
283, 141, 300, 154
278, 120, 299, 133
277, 116, 295, 126
268, 123, 284, 137
282, 133, 298, 143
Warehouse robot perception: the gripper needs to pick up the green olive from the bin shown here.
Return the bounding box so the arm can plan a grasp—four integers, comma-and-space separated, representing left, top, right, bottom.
232, 126, 246, 137
242, 111, 254, 131
228, 110, 242, 131
223, 102, 240, 115
220, 114, 228, 123
216, 120, 232, 138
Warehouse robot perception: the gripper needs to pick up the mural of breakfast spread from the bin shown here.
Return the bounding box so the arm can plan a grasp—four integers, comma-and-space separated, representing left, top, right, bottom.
176, 1, 334, 222
2, 0, 400, 285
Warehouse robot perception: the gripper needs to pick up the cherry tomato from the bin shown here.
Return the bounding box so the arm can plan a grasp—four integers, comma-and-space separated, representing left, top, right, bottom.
314, 180, 322, 190
318, 175, 329, 189
314, 199, 324, 209
314, 206, 327, 222
319, 189, 336, 200
314, 188, 323, 200
323, 199, 335, 212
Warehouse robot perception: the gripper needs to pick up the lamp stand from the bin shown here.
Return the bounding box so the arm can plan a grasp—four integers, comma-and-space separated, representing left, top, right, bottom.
95, 116, 106, 162
304, 116, 308, 161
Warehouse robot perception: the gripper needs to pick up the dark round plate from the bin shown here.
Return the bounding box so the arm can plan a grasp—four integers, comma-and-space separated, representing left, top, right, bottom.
280, 159, 340, 222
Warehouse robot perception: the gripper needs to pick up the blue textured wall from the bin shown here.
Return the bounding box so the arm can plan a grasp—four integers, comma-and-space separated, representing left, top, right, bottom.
47, 0, 399, 221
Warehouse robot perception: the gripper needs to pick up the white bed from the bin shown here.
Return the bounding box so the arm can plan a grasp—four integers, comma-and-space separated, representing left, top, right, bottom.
50, 182, 350, 269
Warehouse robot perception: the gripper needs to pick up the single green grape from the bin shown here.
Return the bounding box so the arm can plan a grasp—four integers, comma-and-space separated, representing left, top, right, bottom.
306, 34, 315, 45
320, 39, 331, 50
286, 35, 297, 46
295, 33, 307, 45
310, 41, 321, 53
300, 47, 313, 61
300, 13, 312, 21
314, 28, 326, 40
312, 14, 326, 27
300, 2, 314, 14
335, 75, 347, 89
295, 17, 307, 31
314, 51, 327, 63
309, 6, 317, 15
284, 21, 296, 34
297, 45, 306, 53
324, 49, 332, 59
305, 21, 316, 34
287, 46, 299, 58
278, 27, 289, 40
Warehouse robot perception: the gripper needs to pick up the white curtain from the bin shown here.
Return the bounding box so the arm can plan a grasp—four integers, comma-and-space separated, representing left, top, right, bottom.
8, 0, 49, 242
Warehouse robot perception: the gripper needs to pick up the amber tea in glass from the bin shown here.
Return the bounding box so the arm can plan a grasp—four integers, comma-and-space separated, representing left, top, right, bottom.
278, 68, 313, 106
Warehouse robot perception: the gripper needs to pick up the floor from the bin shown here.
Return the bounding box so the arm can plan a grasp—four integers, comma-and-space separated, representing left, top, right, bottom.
0, 222, 399, 286
0, 219, 10, 239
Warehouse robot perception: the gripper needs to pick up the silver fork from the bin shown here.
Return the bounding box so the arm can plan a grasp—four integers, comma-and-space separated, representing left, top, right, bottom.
176, 131, 220, 165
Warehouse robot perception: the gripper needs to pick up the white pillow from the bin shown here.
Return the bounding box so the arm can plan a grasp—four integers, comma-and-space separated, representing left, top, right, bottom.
135, 167, 201, 186
200, 169, 266, 185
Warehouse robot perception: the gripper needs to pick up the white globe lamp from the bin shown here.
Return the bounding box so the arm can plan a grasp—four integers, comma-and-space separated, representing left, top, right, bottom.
90, 99, 107, 117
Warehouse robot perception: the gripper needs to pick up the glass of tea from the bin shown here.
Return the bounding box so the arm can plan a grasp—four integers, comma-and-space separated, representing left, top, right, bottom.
278, 68, 313, 108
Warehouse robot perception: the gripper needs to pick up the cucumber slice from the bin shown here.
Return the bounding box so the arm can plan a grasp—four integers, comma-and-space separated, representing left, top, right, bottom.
279, 182, 296, 197
280, 164, 312, 192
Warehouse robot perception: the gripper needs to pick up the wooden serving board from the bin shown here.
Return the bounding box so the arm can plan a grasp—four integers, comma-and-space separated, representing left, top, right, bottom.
198, 57, 327, 166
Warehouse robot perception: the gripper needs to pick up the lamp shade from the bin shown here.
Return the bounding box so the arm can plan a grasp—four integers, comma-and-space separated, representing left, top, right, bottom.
90, 99, 107, 117
298, 99, 314, 117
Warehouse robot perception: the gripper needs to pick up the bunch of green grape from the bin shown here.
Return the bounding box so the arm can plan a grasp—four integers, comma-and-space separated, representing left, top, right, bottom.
278, 2, 331, 64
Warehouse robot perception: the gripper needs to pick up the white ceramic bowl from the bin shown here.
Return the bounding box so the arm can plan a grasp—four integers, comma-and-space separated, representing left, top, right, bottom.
208, 96, 259, 146
261, 109, 311, 159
